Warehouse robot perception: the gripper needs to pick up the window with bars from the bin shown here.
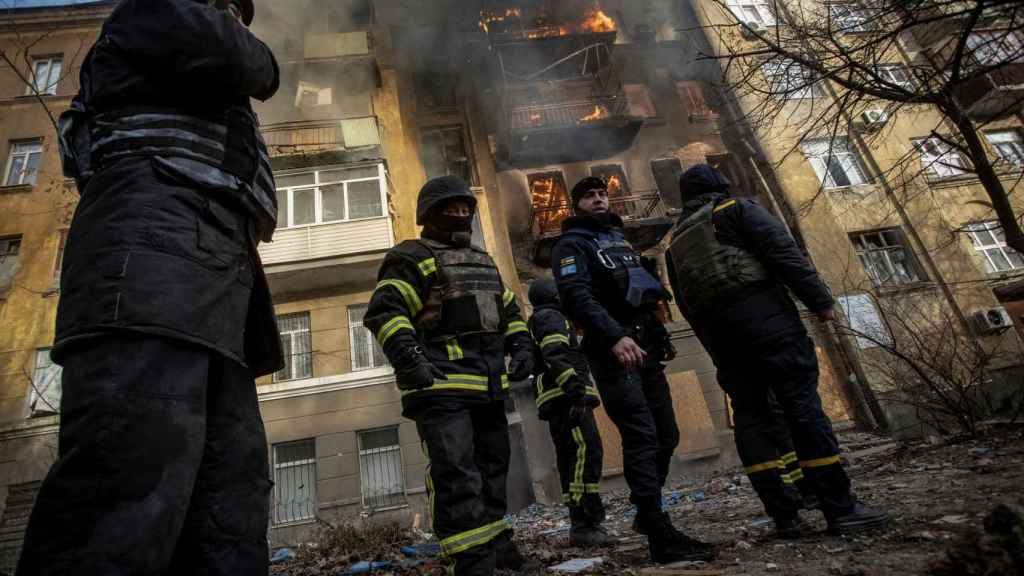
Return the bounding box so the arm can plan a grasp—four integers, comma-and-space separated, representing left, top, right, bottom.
420, 126, 472, 184
967, 31, 1024, 66
761, 60, 821, 100
26, 57, 62, 96
0, 236, 21, 295
348, 304, 387, 371
913, 137, 969, 178
850, 229, 927, 287
29, 348, 61, 417
725, 0, 776, 25
802, 137, 869, 188
876, 64, 914, 91
986, 130, 1024, 168
272, 440, 317, 524
274, 164, 386, 229
275, 313, 312, 382
965, 221, 1024, 274
829, 3, 872, 32
4, 140, 42, 187
358, 427, 406, 510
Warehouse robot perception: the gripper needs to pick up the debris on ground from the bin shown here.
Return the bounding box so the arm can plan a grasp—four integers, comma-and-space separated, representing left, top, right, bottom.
548, 557, 605, 573
928, 501, 1024, 576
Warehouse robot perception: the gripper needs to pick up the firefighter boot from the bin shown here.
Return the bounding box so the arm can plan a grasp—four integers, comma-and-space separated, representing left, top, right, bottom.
569, 522, 615, 548
773, 513, 803, 540
827, 501, 890, 534
637, 508, 715, 564
494, 532, 541, 573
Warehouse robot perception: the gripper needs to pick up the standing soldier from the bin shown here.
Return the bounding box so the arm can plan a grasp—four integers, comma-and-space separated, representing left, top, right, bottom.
18, 1, 282, 575
551, 177, 714, 564
664, 164, 888, 537
527, 278, 612, 548
365, 176, 535, 576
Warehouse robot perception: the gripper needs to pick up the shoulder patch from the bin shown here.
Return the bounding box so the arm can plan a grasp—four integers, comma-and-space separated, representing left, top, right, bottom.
713, 199, 738, 213
560, 263, 578, 276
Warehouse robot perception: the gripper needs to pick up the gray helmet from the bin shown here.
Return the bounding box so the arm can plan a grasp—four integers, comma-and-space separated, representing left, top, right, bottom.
416, 175, 477, 226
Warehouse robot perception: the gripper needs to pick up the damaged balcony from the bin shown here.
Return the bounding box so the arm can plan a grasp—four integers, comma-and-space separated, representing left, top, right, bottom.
952, 62, 1024, 120
261, 116, 383, 169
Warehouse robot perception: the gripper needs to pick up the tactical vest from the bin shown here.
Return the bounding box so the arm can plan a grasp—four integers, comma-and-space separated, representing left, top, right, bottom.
592, 232, 667, 309
668, 201, 770, 315
417, 239, 507, 341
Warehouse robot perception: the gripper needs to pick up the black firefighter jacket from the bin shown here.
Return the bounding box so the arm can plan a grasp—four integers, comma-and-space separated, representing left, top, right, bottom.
665, 193, 835, 358
528, 304, 600, 421
52, 0, 283, 375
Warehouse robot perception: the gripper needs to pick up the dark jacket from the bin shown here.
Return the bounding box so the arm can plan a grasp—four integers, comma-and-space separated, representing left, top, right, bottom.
364, 239, 532, 416
527, 283, 599, 420
52, 0, 283, 375
551, 213, 671, 355
665, 192, 834, 356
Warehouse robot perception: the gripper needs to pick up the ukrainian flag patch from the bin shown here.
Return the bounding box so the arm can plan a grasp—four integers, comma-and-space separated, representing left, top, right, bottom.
560, 256, 577, 276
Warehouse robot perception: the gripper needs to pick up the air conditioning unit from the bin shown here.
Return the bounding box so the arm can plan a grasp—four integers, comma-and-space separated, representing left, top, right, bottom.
970, 306, 1013, 335
859, 109, 889, 131
739, 21, 763, 41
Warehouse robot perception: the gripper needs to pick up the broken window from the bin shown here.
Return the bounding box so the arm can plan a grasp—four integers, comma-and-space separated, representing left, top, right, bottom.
850, 228, 927, 287
0, 236, 21, 296
358, 427, 406, 510
591, 164, 630, 199
624, 84, 658, 118
272, 439, 317, 524
275, 165, 386, 228
829, 3, 872, 33
801, 137, 869, 189
274, 312, 312, 382
295, 81, 332, 108
913, 137, 969, 179
29, 348, 61, 417
650, 158, 682, 203
986, 130, 1024, 168
528, 171, 570, 237
761, 60, 821, 100
676, 81, 716, 122
4, 140, 42, 187
349, 304, 387, 371
420, 126, 472, 183
725, 0, 777, 26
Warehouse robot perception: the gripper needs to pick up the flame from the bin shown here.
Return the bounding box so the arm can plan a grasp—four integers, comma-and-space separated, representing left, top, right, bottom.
578, 8, 615, 33
480, 3, 615, 38
530, 176, 571, 234
528, 112, 544, 126
578, 104, 610, 123
606, 174, 623, 195
480, 7, 521, 33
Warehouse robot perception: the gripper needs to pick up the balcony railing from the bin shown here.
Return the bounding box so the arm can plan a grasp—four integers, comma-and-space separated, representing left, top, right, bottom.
261, 116, 380, 157
531, 191, 674, 238
509, 94, 630, 131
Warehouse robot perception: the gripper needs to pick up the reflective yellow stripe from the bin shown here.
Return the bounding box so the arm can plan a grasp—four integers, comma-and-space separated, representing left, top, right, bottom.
445, 337, 464, 361
439, 519, 509, 557
571, 427, 586, 506
540, 333, 570, 348
377, 316, 414, 345
555, 368, 576, 387
503, 289, 515, 307
376, 279, 423, 316
789, 468, 805, 482
423, 441, 438, 561
505, 320, 528, 336
585, 386, 599, 397
713, 199, 737, 212
800, 455, 841, 468
536, 387, 565, 407
418, 258, 437, 277
400, 374, 491, 397
744, 459, 784, 475
780, 451, 798, 465
585, 483, 601, 493
781, 471, 795, 485
501, 374, 510, 390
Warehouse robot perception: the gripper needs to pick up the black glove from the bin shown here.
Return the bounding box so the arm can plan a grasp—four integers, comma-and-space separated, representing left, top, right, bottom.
394, 348, 445, 391
567, 396, 590, 427
508, 349, 534, 382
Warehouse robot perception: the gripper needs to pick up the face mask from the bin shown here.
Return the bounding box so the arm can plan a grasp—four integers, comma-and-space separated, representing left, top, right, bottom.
434, 213, 473, 234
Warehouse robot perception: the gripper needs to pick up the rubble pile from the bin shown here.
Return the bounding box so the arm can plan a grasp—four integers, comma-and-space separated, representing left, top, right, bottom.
929, 501, 1024, 576
270, 522, 429, 575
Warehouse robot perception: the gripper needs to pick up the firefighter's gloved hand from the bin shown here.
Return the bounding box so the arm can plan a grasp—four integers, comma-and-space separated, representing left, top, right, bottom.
394, 348, 445, 391
567, 396, 590, 427
508, 350, 534, 382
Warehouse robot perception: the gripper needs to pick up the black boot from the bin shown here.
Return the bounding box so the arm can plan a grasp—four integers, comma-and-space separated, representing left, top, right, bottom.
494, 533, 541, 573
773, 513, 802, 540
826, 501, 889, 534
569, 523, 615, 548
638, 510, 715, 564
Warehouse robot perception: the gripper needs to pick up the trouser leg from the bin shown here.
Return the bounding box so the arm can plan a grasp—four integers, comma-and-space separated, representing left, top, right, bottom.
18, 335, 210, 576
168, 350, 271, 575
472, 402, 515, 561
577, 410, 606, 526
417, 401, 501, 576
549, 408, 605, 527
640, 363, 679, 488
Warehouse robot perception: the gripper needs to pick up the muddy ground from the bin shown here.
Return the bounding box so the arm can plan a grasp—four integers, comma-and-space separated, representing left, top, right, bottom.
272, 423, 1024, 575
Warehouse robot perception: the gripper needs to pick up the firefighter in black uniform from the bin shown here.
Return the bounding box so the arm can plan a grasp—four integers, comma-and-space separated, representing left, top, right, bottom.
365, 176, 535, 576
664, 164, 889, 537
551, 177, 714, 564
18, 1, 282, 575
527, 278, 613, 548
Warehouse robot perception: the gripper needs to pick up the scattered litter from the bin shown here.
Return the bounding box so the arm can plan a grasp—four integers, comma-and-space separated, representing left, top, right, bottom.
400, 543, 440, 557
935, 515, 970, 525
750, 517, 773, 527
639, 568, 721, 575
968, 447, 992, 457
690, 491, 706, 502
345, 560, 392, 574
549, 557, 605, 573
736, 540, 753, 550
270, 548, 294, 563
766, 562, 780, 572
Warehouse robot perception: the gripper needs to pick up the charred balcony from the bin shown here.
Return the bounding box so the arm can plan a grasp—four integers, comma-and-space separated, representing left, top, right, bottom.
952, 62, 1024, 120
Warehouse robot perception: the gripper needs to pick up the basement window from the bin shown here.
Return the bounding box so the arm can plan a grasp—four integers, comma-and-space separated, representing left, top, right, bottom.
850, 228, 927, 287
29, 348, 61, 417
358, 427, 406, 510
273, 440, 317, 524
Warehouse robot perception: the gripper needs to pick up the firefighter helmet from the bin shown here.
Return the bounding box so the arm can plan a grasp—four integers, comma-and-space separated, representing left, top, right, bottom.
416, 175, 477, 226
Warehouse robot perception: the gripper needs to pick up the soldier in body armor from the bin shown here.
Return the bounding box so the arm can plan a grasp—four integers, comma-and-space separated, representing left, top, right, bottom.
365, 176, 535, 576
527, 279, 612, 548
18, 1, 282, 575
664, 165, 888, 538
551, 177, 714, 564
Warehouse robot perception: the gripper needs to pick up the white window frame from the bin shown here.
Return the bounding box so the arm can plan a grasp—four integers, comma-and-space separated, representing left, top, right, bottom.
761, 60, 821, 100
829, 3, 871, 32
876, 64, 914, 91
4, 140, 43, 187
29, 348, 62, 417
913, 137, 969, 178
274, 312, 312, 383
272, 439, 317, 525
725, 0, 777, 26
26, 56, 62, 96
358, 427, 406, 511
802, 137, 869, 189
348, 304, 387, 372
850, 228, 927, 287
1, 236, 22, 294
275, 163, 387, 229
967, 31, 1024, 66
965, 221, 1024, 274
986, 130, 1024, 168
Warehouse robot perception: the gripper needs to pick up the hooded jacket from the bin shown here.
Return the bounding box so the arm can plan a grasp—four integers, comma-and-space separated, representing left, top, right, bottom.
527, 280, 599, 420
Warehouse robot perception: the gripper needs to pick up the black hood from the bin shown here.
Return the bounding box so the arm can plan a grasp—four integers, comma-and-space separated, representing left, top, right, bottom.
529, 278, 560, 308
561, 211, 624, 234
678, 164, 730, 204
416, 175, 477, 226
682, 192, 728, 217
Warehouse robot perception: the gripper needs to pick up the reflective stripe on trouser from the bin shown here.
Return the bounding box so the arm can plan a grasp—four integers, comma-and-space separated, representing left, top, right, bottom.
548, 408, 606, 528
416, 399, 510, 576
716, 334, 855, 518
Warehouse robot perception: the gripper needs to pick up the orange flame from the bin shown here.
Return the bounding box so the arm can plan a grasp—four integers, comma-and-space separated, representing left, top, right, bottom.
479, 3, 615, 38
480, 7, 521, 33
530, 176, 571, 234
578, 8, 615, 33
578, 104, 610, 123
606, 174, 623, 195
